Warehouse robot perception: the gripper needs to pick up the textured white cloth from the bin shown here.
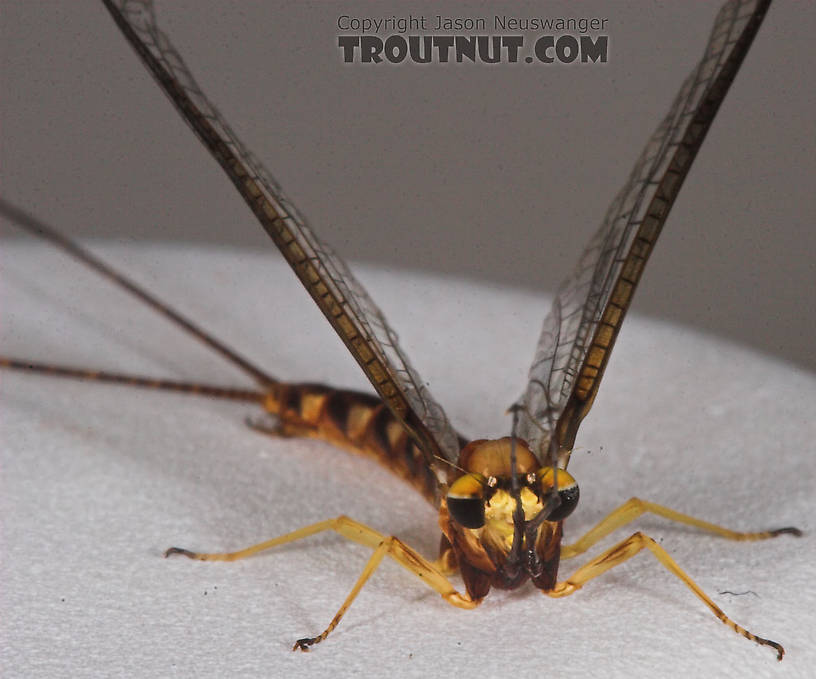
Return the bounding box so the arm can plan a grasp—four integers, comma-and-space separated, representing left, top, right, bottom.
2, 243, 814, 678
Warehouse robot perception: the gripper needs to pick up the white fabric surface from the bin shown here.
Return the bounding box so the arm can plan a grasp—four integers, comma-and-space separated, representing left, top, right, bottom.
1, 242, 814, 678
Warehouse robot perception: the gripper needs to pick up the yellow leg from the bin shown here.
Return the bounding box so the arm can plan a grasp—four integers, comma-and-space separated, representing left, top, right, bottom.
433, 548, 458, 576
165, 515, 478, 650
561, 497, 801, 560
548, 530, 785, 660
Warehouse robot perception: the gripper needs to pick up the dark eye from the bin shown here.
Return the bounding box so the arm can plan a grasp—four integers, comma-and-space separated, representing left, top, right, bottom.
446, 473, 487, 529
536, 467, 580, 522
447, 497, 485, 529
547, 484, 580, 521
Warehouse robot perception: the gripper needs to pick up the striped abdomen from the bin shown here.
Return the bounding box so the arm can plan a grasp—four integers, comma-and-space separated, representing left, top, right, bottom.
263, 383, 445, 506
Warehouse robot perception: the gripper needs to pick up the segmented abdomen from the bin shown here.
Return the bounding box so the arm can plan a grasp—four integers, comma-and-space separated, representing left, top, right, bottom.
263, 383, 443, 505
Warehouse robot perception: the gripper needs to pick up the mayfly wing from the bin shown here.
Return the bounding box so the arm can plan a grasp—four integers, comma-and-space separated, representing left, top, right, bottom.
515, 0, 772, 465
101, 0, 460, 478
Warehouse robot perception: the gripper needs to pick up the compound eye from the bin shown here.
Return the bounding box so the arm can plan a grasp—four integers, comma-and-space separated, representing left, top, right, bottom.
535, 467, 580, 522
446, 473, 488, 529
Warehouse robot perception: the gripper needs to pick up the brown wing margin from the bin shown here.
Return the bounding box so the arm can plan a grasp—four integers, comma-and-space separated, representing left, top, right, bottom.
554, 1, 772, 456
100, 1, 460, 487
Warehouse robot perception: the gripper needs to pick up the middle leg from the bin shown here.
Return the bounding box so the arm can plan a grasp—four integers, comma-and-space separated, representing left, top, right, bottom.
561, 497, 800, 560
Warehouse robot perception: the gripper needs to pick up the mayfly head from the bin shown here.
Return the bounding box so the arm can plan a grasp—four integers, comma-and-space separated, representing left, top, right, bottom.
445, 437, 579, 531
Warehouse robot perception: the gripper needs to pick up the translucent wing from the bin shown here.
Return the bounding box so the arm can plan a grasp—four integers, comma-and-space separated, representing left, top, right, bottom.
102, 0, 461, 477
515, 0, 772, 466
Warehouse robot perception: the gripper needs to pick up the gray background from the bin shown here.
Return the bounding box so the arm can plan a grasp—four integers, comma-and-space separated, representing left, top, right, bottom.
1, 1, 814, 368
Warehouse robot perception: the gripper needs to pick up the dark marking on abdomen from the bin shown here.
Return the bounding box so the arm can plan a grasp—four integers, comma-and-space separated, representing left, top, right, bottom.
265, 382, 444, 506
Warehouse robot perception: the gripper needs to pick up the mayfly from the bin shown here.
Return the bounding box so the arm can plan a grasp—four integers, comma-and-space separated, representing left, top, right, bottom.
0, 0, 801, 659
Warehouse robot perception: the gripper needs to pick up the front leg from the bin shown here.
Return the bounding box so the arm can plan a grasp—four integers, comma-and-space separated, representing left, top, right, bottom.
165, 515, 479, 649
548, 531, 786, 660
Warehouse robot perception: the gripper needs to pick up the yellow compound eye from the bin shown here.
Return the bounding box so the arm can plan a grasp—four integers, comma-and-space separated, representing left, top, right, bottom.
446, 473, 488, 529
535, 467, 580, 522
